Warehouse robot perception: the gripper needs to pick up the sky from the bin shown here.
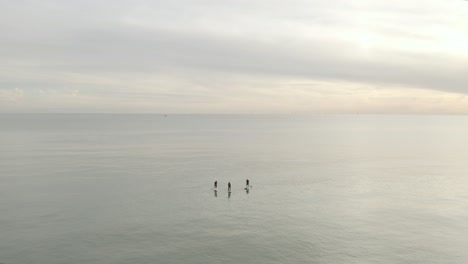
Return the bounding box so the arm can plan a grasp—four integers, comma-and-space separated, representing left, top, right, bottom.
1, 0, 468, 114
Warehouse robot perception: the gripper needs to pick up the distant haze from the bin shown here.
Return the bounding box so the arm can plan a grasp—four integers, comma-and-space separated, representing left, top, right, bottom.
1, 0, 468, 114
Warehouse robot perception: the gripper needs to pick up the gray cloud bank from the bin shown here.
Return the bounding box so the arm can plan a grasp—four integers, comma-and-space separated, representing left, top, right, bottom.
1, 0, 468, 113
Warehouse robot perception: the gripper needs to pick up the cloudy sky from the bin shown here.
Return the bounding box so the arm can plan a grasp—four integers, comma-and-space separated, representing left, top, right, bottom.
1, 0, 468, 114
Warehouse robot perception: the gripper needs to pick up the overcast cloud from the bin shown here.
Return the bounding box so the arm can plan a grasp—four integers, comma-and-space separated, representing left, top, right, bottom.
1, 0, 468, 113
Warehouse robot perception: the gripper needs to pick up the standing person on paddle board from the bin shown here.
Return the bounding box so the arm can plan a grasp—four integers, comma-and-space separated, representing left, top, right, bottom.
246, 179, 249, 188
228, 182, 231, 192
214, 181, 217, 189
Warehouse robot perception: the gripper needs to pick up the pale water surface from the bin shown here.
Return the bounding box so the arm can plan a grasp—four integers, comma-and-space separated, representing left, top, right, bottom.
1, 114, 468, 263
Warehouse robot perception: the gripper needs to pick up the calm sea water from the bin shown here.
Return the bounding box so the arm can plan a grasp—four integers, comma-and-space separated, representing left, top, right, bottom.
1, 114, 468, 263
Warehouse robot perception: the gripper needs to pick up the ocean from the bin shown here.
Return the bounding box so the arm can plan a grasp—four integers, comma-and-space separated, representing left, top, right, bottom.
1, 114, 468, 263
